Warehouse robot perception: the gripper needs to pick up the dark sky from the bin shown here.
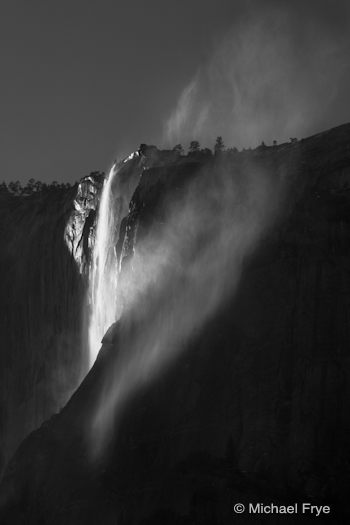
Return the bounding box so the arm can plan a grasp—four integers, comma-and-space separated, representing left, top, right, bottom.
1, 0, 349, 183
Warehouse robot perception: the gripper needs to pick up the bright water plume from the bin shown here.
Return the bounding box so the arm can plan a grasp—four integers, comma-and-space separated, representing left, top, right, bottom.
88, 164, 119, 366
90, 158, 285, 457
88, 153, 142, 366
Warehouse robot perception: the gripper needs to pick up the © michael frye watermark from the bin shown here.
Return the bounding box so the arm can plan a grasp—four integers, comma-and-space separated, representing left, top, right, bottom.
233, 502, 331, 517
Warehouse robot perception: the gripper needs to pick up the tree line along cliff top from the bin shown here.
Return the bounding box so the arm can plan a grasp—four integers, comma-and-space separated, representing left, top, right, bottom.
1, 123, 350, 198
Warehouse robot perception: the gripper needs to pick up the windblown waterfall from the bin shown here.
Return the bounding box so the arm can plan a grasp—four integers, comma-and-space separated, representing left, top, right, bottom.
88, 164, 119, 366
87, 152, 142, 366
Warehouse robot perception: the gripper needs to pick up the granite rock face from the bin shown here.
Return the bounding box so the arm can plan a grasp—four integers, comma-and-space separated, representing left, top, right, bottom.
2, 125, 350, 524
0, 186, 86, 476
0, 147, 176, 479
64, 172, 104, 275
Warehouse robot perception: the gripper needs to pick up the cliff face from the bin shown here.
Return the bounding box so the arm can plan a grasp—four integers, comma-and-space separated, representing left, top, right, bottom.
0, 149, 173, 476
0, 186, 89, 475
2, 124, 350, 524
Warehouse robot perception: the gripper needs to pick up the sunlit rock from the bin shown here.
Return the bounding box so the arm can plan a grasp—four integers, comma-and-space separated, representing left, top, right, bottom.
64, 172, 104, 275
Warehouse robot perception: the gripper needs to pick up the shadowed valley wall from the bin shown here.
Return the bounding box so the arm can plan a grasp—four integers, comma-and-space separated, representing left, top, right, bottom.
1, 125, 350, 524
0, 186, 87, 474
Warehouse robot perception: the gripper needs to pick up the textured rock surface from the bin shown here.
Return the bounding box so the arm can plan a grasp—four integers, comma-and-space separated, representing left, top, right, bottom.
2, 125, 350, 524
64, 172, 104, 275
0, 154, 146, 475
0, 148, 179, 479
0, 187, 86, 476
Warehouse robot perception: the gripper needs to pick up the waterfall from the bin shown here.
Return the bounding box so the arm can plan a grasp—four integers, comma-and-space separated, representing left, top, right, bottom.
87, 152, 142, 366
88, 164, 119, 366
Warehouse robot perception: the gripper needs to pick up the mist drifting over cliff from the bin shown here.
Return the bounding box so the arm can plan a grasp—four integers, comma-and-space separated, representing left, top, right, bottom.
89, 1, 350, 453
165, 2, 349, 149
90, 156, 283, 457
3, 123, 350, 524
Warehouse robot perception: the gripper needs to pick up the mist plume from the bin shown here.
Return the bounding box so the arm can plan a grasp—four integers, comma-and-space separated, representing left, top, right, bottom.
88, 1, 350, 456
164, 4, 348, 149
90, 158, 284, 457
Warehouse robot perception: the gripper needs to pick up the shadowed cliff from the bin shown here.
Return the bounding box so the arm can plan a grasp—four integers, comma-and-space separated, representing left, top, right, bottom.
0, 186, 87, 475
1, 125, 350, 524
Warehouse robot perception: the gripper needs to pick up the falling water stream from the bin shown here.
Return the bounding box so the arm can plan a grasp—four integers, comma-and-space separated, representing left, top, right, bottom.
88, 164, 119, 366
88, 153, 141, 366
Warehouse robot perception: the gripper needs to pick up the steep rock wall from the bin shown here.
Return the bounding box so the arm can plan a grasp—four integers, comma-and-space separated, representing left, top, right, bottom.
0, 185, 92, 475
1, 125, 350, 524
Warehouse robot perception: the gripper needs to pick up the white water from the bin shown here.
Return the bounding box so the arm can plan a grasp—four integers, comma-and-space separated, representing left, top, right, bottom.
88, 164, 119, 366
